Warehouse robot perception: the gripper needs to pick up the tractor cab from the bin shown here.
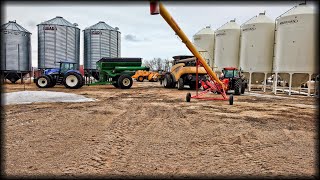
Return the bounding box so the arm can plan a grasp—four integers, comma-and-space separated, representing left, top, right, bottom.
58, 61, 78, 74
221, 67, 240, 79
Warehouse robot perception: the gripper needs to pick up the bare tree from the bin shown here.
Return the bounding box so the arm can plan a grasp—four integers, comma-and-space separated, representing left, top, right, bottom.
143, 58, 172, 71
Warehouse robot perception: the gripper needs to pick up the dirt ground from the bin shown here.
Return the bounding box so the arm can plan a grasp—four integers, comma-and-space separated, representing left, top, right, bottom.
2, 82, 318, 178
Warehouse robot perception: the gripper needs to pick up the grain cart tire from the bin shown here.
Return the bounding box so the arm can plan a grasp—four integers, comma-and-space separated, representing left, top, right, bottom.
234, 79, 242, 95
229, 94, 234, 105
36, 75, 51, 88
177, 78, 184, 90
118, 74, 133, 89
137, 76, 144, 82
186, 92, 191, 102
163, 74, 172, 88
112, 77, 119, 88
63, 72, 83, 89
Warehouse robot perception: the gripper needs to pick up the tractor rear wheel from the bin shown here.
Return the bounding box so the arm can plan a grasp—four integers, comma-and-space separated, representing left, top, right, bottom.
163, 74, 172, 88
63, 72, 83, 89
47, 75, 56, 88
241, 82, 246, 94
137, 76, 144, 82
234, 79, 242, 95
186, 93, 191, 102
118, 74, 133, 89
177, 78, 184, 90
36, 75, 51, 88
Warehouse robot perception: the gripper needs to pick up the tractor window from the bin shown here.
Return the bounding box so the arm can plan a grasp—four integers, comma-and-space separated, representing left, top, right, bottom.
233, 70, 239, 78
61, 63, 70, 73
224, 70, 234, 78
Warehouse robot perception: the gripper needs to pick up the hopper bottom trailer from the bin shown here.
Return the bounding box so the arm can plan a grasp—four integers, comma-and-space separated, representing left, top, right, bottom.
88, 57, 149, 89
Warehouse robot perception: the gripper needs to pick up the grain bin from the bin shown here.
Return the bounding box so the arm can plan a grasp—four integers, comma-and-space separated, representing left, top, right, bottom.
214, 19, 240, 73
193, 26, 215, 69
83, 21, 121, 80
239, 12, 275, 92
273, 3, 316, 96
1, 21, 32, 83
37, 16, 80, 69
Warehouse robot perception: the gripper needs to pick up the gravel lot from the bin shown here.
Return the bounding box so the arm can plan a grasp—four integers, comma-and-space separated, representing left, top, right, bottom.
2, 82, 318, 178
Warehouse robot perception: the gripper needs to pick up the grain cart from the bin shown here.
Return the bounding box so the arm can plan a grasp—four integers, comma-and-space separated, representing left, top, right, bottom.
35, 61, 84, 89
88, 57, 149, 89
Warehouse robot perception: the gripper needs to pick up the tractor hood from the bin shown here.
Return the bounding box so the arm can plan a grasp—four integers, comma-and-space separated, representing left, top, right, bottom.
44, 68, 60, 75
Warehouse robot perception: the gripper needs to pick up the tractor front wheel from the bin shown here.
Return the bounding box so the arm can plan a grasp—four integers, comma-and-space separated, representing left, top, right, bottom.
177, 78, 184, 90
63, 72, 83, 89
163, 74, 172, 88
36, 75, 51, 88
118, 74, 133, 89
234, 79, 242, 95
137, 76, 144, 82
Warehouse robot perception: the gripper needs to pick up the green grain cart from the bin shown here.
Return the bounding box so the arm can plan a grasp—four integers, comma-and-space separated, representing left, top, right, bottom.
88, 57, 149, 89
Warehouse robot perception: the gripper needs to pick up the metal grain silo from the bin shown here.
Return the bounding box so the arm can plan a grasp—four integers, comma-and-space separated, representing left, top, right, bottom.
214, 20, 240, 73
239, 12, 275, 92
1, 21, 32, 83
273, 3, 316, 96
37, 16, 80, 69
83, 21, 121, 79
193, 26, 215, 69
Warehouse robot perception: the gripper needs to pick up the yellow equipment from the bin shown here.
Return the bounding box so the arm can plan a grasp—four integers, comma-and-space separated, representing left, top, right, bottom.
132, 70, 160, 82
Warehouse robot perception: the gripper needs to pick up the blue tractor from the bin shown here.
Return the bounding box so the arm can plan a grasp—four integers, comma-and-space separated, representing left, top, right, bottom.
35, 61, 84, 89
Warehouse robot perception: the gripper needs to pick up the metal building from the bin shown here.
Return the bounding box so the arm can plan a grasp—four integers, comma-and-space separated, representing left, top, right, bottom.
273, 3, 316, 96
37, 16, 80, 69
214, 19, 241, 73
193, 26, 215, 69
239, 12, 275, 92
83, 21, 121, 80
1, 20, 32, 83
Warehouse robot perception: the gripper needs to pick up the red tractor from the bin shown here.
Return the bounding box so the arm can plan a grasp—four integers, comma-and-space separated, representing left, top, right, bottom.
218, 67, 247, 95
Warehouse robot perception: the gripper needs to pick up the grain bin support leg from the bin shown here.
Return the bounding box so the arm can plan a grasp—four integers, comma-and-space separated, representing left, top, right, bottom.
248, 72, 252, 92
289, 73, 293, 96
274, 73, 278, 95
263, 72, 267, 92
308, 73, 312, 96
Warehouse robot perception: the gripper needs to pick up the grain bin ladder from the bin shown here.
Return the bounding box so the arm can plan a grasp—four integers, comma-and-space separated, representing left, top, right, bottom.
150, 1, 233, 105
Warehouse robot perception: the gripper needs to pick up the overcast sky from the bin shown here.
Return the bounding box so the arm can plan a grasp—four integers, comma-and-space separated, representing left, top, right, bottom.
3, 1, 317, 67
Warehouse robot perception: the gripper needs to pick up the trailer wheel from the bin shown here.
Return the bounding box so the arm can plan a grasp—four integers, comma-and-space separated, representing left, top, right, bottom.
163, 74, 172, 88
36, 75, 51, 88
118, 74, 133, 89
177, 78, 184, 90
234, 79, 242, 95
137, 76, 144, 82
186, 92, 191, 102
229, 94, 234, 105
63, 72, 83, 89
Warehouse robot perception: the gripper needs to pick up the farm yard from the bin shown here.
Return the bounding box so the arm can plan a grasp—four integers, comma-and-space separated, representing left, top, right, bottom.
2, 82, 318, 177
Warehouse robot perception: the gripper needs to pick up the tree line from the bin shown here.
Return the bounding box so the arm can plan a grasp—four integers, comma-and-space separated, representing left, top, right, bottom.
142, 58, 172, 72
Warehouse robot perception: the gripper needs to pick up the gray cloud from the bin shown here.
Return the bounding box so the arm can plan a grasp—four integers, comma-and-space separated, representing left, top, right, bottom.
124, 34, 142, 42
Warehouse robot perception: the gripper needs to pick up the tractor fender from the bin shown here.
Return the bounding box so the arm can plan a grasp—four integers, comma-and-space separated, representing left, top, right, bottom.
65, 69, 82, 75
44, 68, 59, 75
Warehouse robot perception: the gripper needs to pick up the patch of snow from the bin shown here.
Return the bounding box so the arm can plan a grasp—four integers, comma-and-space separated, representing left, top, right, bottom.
2, 91, 96, 105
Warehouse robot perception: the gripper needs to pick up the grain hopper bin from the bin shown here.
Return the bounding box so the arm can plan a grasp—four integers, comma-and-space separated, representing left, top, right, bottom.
193, 26, 215, 69
37, 16, 80, 70
239, 12, 275, 92
83, 21, 121, 80
1, 21, 32, 83
273, 3, 316, 96
214, 19, 240, 73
